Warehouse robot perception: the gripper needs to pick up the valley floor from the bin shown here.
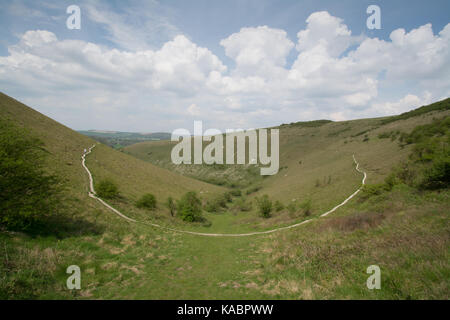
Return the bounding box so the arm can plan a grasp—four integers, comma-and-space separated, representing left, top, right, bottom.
1, 177, 448, 299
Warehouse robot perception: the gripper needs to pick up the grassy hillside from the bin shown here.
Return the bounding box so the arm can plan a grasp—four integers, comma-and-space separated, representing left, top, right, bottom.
0, 92, 448, 299
0, 93, 224, 221
124, 100, 449, 232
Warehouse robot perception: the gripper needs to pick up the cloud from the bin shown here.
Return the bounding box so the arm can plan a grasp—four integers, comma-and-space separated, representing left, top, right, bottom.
84, 0, 180, 51
0, 30, 225, 93
220, 26, 294, 77
370, 92, 433, 116
20, 29, 57, 47
296, 11, 359, 57
0, 11, 449, 132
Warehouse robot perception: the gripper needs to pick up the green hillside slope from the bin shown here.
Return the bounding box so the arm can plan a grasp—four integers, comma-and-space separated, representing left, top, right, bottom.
1, 93, 448, 299
0, 93, 224, 223
124, 99, 449, 231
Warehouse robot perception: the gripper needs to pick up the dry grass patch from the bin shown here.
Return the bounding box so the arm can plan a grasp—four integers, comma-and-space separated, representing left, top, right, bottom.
319, 211, 387, 232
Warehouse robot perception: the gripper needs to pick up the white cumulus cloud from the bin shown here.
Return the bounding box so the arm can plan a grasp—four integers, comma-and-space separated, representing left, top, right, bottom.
0, 11, 449, 132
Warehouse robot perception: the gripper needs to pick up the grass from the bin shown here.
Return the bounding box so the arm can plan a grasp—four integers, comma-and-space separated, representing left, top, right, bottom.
0, 91, 448, 299
124, 110, 450, 220
251, 185, 449, 299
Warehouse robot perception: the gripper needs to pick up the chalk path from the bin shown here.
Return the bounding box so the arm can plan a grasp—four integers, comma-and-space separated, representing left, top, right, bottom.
82, 144, 367, 237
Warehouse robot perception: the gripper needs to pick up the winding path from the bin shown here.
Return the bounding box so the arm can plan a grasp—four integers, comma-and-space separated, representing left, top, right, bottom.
82, 144, 367, 237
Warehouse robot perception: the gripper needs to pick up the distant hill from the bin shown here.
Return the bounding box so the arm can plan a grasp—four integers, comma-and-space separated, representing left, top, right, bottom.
78, 130, 171, 149
125, 97, 450, 217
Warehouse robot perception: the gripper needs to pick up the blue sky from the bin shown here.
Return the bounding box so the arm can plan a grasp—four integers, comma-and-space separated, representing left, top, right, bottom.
0, 0, 449, 131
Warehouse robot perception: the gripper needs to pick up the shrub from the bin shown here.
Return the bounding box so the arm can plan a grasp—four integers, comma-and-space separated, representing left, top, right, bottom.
361, 184, 390, 198
420, 157, 450, 190
204, 200, 219, 212
402, 116, 449, 146
204, 193, 229, 212
255, 194, 272, 218
230, 189, 242, 197
223, 192, 233, 203
96, 178, 119, 199
384, 173, 399, 190
233, 197, 252, 212
136, 193, 156, 210
359, 115, 450, 199
274, 200, 284, 212
177, 191, 203, 222
205, 198, 223, 212
393, 162, 417, 186
299, 199, 312, 216
166, 196, 176, 216
0, 119, 61, 231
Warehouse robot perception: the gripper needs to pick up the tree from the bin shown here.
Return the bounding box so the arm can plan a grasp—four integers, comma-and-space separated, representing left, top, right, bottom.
176, 191, 203, 222
95, 178, 119, 199
0, 119, 61, 231
136, 193, 156, 210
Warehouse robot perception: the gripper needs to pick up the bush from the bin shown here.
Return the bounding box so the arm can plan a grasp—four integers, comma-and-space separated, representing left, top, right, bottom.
136, 193, 156, 210
166, 196, 176, 216
420, 157, 450, 190
204, 193, 229, 212
274, 200, 284, 212
205, 198, 223, 212
255, 194, 272, 218
204, 200, 218, 212
223, 192, 233, 203
230, 189, 242, 197
362, 184, 390, 197
177, 191, 203, 222
299, 199, 312, 216
0, 119, 61, 231
386, 162, 418, 187
96, 178, 119, 199
358, 115, 450, 200
402, 116, 449, 146
233, 197, 252, 212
